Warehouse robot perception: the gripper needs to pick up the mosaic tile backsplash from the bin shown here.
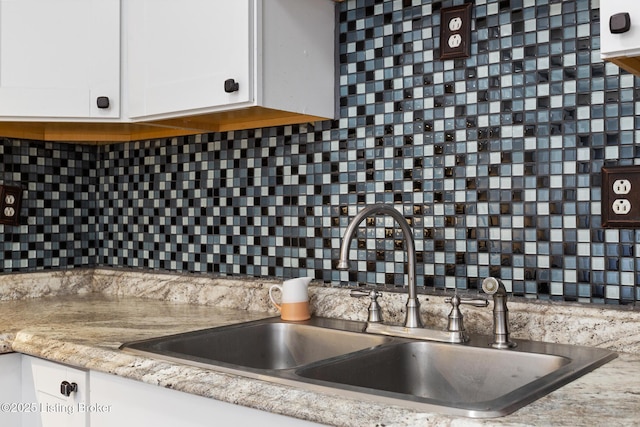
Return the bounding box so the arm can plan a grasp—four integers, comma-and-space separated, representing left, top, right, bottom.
2, 0, 640, 306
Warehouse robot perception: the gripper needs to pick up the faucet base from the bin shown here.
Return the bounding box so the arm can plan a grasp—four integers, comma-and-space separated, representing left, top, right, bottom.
404, 297, 423, 328
490, 339, 517, 349
364, 322, 469, 344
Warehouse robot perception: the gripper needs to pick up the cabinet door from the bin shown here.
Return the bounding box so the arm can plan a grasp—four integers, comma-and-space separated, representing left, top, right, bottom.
22, 356, 88, 427
90, 370, 324, 427
127, 0, 253, 120
0, 353, 22, 427
600, 2, 640, 58
0, 0, 120, 119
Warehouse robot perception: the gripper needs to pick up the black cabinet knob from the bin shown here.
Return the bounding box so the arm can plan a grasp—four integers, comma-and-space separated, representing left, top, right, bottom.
96, 96, 110, 109
610, 12, 631, 34
60, 381, 78, 397
224, 79, 239, 93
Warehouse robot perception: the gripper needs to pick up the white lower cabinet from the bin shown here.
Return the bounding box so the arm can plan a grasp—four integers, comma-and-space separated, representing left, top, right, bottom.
0, 353, 23, 427
21, 356, 89, 427
2, 354, 322, 426
89, 371, 323, 427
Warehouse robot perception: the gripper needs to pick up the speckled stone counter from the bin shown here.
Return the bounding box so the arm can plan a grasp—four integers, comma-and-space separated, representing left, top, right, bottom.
1, 268, 640, 426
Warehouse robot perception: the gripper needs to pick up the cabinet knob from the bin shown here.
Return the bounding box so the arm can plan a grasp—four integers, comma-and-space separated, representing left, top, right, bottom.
96, 96, 110, 109
610, 12, 631, 34
60, 381, 78, 397
224, 79, 239, 93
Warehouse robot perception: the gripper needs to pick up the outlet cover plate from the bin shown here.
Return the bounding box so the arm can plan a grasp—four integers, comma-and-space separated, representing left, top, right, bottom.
0, 184, 23, 226
439, 3, 472, 60
602, 165, 640, 228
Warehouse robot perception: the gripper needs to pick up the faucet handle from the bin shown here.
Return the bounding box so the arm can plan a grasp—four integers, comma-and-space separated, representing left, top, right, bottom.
444, 295, 488, 334
350, 289, 383, 323
444, 294, 489, 309
457, 297, 490, 308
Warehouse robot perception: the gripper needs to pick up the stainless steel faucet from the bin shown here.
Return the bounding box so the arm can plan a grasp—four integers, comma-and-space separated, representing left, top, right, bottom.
337, 204, 423, 328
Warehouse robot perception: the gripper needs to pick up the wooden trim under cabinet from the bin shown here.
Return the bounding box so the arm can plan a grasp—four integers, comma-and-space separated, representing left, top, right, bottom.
0, 121, 190, 145
607, 56, 640, 77
0, 107, 330, 145
149, 107, 328, 135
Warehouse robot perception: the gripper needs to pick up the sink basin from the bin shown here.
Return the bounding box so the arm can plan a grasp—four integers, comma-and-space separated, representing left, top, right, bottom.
296, 340, 573, 416
122, 317, 392, 371
297, 340, 569, 402
121, 317, 617, 418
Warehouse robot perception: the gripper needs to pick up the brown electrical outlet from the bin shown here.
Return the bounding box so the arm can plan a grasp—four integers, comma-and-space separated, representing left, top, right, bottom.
439, 3, 472, 60
601, 166, 640, 228
0, 184, 23, 226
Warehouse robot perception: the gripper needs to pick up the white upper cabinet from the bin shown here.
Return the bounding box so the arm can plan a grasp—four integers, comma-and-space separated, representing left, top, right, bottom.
126, 0, 252, 119
600, 2, 640, 76
600, 2, 640, 58
125, 0, 335, 123
0, 0, 334, 141
0, 0, 121, 120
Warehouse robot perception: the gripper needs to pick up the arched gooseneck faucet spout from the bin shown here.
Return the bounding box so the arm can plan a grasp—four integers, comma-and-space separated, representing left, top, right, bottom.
337, 204, 423, 328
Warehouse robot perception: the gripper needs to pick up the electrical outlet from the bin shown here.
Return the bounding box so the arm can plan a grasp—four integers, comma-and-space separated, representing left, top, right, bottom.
449, 17, 463, 32
439, 4, 472, 60
0, 184, 23, 226
448, 34, 462, 48
612, 199, 632, 214
602, 166, 640, 227
613, 179, 631, 195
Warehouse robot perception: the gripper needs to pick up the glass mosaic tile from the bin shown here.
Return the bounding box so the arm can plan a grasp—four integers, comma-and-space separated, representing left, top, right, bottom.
2, 0, 640, 305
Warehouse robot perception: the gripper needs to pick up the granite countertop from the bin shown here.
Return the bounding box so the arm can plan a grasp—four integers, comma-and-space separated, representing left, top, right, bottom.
0, 291, 638, 427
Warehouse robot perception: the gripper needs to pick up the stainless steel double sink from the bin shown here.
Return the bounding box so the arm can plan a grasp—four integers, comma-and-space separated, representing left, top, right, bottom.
121, 316, 617, 418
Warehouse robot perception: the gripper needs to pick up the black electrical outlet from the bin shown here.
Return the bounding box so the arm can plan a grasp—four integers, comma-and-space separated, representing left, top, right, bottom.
440, 3, 472, 60
601, 165, 640, 228
0, 184, 23, 226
